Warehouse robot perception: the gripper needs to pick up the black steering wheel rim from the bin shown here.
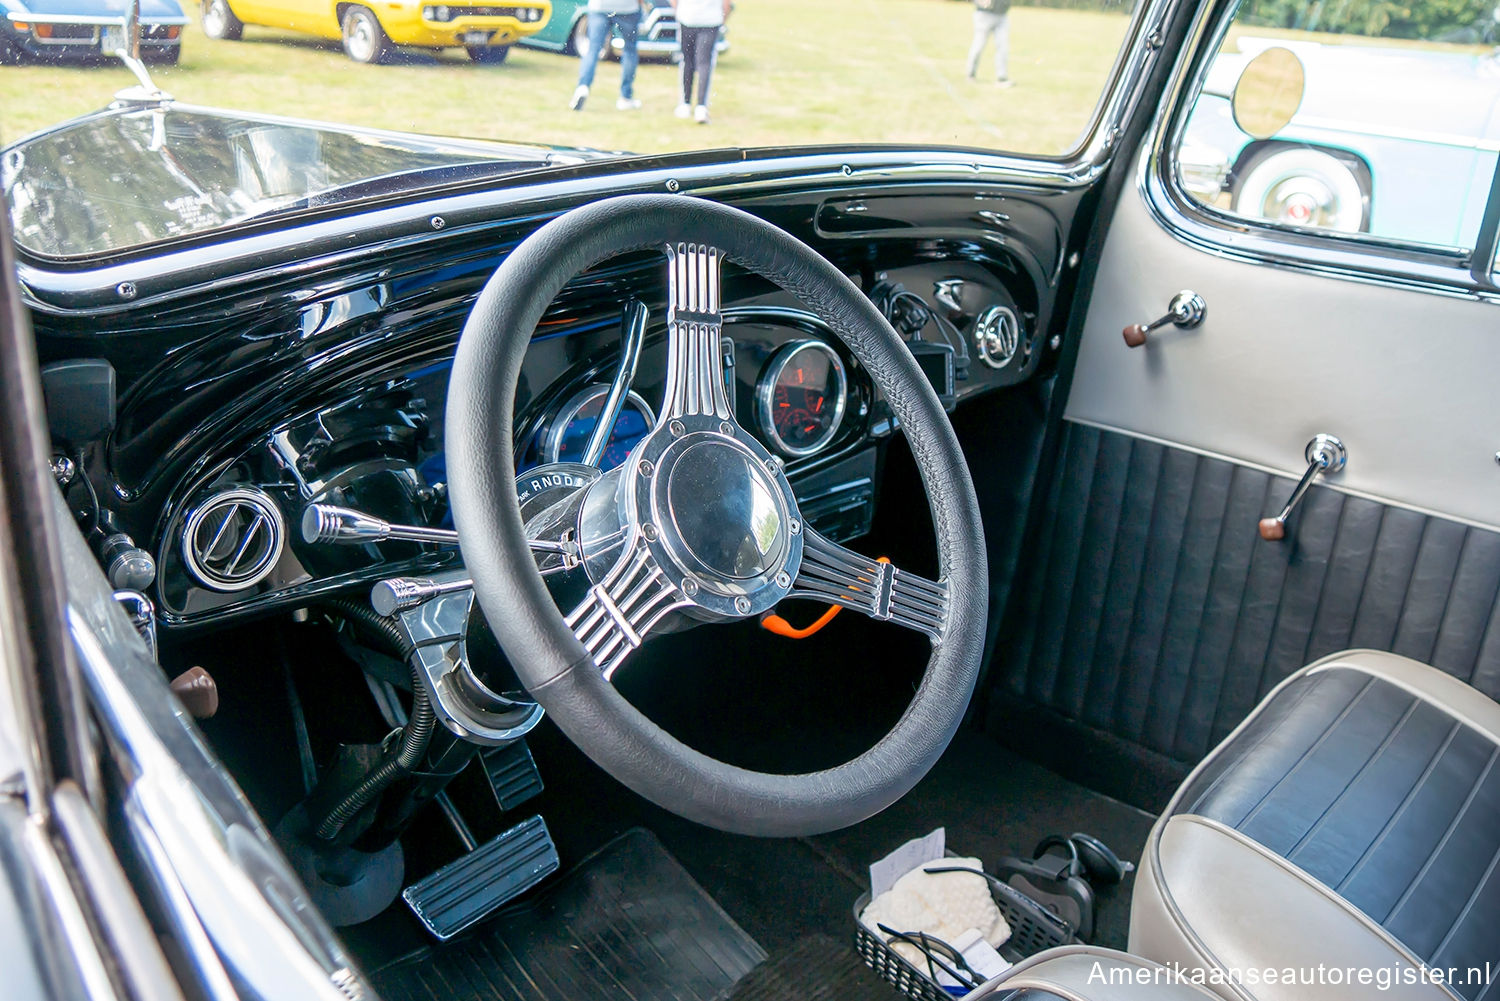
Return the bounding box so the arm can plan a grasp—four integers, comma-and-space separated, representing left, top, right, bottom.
445, 194, 986, 836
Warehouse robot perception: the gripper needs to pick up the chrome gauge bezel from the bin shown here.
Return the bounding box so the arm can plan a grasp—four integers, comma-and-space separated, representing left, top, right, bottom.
541, 383, 657, 466
179, 485, 287, 593
755, 339, 848, 458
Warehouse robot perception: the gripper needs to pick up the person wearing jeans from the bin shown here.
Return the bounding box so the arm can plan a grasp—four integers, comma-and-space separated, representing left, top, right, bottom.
966, 0, 1013, 88
671, 0, 729, 123
570, 0, 644, 112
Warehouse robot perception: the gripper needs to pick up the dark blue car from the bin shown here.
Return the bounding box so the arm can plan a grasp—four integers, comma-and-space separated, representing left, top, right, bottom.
0, 0, 186, 64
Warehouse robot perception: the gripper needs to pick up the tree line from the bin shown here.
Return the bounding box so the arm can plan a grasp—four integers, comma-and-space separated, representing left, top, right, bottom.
1012, 0, 1499, 41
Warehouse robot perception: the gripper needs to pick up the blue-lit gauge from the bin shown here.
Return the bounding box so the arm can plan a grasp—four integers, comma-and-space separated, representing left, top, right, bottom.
542, 385, 656, 472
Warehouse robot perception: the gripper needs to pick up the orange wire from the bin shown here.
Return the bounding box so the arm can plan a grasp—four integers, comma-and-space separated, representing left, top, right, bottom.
760, 557, 889, 639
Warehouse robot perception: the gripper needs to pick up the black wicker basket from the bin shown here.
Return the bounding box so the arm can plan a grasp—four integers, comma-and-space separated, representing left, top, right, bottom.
852, 861, 1073, 1001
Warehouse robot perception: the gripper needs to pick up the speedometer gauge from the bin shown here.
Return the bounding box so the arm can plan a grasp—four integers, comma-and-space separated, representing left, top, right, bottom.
755, 340, 848, 458
542, 384, 655, 471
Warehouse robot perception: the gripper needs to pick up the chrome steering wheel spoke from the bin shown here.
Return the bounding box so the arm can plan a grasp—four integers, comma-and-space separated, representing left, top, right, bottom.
788, 527, 948, 642
662, 243, 734, 423
564, 536, 690, 680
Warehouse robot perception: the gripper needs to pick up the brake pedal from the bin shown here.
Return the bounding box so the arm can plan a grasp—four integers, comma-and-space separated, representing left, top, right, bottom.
482, 740, 545, 811
403, 814, 559, 940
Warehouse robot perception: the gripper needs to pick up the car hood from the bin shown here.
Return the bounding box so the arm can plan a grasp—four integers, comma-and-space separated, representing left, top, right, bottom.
2, 104, 613, 260
4, 0, 185, 18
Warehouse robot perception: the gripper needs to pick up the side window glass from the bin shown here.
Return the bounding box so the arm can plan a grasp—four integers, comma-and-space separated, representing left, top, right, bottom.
1175, 0, 1500, 251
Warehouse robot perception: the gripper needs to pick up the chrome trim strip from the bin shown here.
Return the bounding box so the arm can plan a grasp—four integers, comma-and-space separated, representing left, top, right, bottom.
50, 781, 187, 1001
6, 801, 122, 1001
57, 490, 369, 1001
5, 13, 188, 25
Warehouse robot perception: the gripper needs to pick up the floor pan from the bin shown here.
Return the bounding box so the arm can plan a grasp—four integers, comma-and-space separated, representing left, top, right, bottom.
372, 827, 766, 1001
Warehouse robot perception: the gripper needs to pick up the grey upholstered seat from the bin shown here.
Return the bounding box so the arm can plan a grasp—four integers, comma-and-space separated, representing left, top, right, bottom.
1129, 649, 1500, 1001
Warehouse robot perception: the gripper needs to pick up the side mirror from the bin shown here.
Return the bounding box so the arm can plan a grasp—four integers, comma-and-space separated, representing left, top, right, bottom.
1231, 46, 1306, 140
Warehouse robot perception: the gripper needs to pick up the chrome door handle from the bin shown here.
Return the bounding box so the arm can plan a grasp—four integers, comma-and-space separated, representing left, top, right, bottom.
1122, 290, 1206, 348
1259, 434, 1347, 541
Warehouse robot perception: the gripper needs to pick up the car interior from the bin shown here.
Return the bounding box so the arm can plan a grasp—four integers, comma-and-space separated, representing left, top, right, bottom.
3, 0, 1499, 998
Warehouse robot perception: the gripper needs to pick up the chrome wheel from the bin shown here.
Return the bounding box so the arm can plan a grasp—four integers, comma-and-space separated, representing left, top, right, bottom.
1233, 147, 1368, 234
201, 0, 243, 40
341, 7, 389, 64
568, 16, 589, 56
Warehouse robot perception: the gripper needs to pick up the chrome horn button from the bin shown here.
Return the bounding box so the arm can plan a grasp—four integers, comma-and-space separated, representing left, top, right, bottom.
623, 419, 803, 620
667, 441, 784, 579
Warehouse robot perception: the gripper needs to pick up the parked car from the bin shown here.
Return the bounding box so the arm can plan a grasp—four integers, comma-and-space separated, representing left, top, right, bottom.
1180, 36, 1500, 248
199, 0, 551, 63
0, 0, 185, 63
3, 0, 1500, 999
520, 0, 725, 60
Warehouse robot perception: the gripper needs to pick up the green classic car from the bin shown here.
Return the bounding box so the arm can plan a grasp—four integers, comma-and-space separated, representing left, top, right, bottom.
520, 0, 724, 60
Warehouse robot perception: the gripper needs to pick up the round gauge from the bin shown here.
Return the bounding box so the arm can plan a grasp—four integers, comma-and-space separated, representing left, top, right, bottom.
542, 385, 656, 471
756, 340, 848, 458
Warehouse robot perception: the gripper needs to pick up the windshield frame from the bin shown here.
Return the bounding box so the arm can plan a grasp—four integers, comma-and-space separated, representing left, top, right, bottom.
7, 0, 1170, 273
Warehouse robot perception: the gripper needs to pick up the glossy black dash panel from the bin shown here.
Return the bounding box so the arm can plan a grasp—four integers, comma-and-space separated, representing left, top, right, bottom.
994, 421, 1500, 766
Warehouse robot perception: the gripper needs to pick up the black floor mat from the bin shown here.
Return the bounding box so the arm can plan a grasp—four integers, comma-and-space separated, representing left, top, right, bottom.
725, 934, 893, 1001
372, 828, 767, 1001
525, 724, 1155, 960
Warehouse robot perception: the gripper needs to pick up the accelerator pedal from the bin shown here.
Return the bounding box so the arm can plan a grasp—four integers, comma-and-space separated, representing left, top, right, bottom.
403, 814, 559, 940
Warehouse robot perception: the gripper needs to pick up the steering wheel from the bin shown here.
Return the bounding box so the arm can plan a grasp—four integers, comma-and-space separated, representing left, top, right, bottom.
445, 194, 986, 837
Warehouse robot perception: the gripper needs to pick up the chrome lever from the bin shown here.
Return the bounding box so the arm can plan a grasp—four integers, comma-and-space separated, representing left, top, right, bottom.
582, 299, 648, 467
1259, 434, 1348, 541
302, 503, 459, 546
302, 503, 578, 557
371, 575, 473, 616
114, 589, 158, 660
1122, 290, 1206, 348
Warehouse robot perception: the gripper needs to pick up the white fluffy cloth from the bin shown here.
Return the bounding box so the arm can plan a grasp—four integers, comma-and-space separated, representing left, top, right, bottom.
859, 857, 1011, 967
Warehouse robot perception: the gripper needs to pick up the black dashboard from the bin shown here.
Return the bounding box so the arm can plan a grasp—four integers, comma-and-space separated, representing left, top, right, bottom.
145, 258, 1035, 627
24, 169, 1082, 634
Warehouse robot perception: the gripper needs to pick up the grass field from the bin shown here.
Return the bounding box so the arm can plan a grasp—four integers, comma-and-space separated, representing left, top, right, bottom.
0, 0, 1135, 155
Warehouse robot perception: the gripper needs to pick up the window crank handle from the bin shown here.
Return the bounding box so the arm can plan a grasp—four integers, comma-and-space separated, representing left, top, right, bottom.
1123, 290, 1206, 348
1259, 434, 1348, 541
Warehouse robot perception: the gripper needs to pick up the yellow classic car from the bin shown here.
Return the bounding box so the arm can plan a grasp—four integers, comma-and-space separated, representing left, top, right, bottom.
199, 0, 550, 63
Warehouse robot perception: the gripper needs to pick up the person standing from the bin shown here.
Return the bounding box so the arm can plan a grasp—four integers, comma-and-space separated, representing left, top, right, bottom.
671, 0, 730, 123
966, 0, 1014, 88
570, 0, 645, 112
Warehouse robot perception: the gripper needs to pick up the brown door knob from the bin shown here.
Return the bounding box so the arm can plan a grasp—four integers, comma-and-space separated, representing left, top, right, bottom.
1258, 434, 1348, 543
169, 666, 219, 719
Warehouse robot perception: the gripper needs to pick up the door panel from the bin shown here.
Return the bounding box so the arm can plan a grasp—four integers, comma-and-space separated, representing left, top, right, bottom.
996, 422, 1500, 770
1066, 182, 1500, 533
985, 131, 1500, 808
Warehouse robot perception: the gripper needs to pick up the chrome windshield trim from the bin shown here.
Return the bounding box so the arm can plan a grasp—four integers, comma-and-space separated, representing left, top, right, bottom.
0, 798, 123, 1001
57, 490, 370, 1001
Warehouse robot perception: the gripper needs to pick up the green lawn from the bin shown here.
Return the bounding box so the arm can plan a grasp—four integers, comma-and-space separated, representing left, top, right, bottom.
0, 0, 1134, 155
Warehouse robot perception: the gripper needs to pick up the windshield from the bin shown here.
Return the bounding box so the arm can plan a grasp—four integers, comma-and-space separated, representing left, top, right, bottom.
1, 0, 1146, 257
2, 109, 583, 257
